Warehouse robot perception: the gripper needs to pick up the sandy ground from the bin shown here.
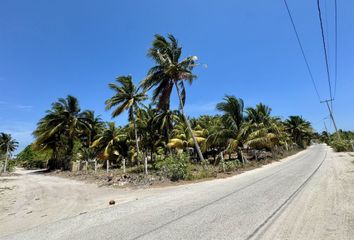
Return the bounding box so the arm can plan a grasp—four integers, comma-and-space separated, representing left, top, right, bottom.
257, 150, 354, 240
1, 145, 353, 239
0, 169, 167, 237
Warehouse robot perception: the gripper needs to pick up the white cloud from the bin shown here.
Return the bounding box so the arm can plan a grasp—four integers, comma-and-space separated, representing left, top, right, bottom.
15, 105, 33, 111
0, 102, 33, 112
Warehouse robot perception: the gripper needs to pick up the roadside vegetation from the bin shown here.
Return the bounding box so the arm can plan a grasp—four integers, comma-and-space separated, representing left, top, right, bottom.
319, 130, 354, 152
0, 133, 18, 173
15, 34, 332, 183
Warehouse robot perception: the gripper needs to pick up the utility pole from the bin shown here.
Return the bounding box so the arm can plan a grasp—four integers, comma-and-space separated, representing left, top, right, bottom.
320, 99, 341, 140
323, 121, 328, 133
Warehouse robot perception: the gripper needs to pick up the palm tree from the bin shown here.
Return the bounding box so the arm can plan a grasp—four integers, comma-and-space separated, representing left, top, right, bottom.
216, 96, 246, 161
0, 133, 18, 173
33, 95, 91, 170
285, 116, 313, 148
153, 107, 179, 148
168, 114, 207, 154
197, 115, 228, 159
245, 103, 272, 125
105, 75, 147, 170
141, 34, 205, 161
91, 122, 127, 173
136, 105, 162, 174
81, 110, 105, 147
216, 95, 244, 132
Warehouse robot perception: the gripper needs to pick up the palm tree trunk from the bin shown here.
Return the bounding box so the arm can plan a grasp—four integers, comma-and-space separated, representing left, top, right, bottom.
3, 144, 9, 173
65, 138, 74, 170
122, 158, 126, 174
94, 158, 97, 173
144, 155, 148, 175
132, 106, 142, 168
164, 128, 171, 154
174, 82, 205, 162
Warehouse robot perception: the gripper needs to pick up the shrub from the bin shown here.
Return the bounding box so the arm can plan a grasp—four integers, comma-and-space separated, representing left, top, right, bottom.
155, 153, 191, 181
16, 145, 49, 169
330, 139, 352, 152
219, 160, 242, 172
191, 160, 218, 180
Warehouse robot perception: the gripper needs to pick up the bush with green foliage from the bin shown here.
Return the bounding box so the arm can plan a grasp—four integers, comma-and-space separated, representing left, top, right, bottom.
155, 153, 192, 181
330, 139, 352, 152
220, 160, 242, 172
16, 145, 49, 169
191, 160, 218, 179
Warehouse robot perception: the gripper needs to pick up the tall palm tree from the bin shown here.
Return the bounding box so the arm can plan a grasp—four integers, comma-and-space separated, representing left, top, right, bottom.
136, 105, 161, 174
33, 95, 91, 170
91, 122, 127, 173
0, 133, 18, 173
105, 75, 147, 169
141, 34, 205, 161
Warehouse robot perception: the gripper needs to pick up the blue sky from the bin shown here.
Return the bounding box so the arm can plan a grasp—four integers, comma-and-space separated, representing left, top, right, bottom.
1, 0, 353, 153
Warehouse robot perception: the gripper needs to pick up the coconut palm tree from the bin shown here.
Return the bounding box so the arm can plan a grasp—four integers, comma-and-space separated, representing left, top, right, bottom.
141, 34, 205, 161
91, 122, 127, 173
285, 116, 313, 148
0, 133, 18, 173
197, 115, 227, 162
153, 107, 179, 147
216, 95, 244, 132
168, 115, 207, 155
215, 96, 246, 161
245, 103, 272, 125
33, 95, 91, 170
81, 110, 105, 147
136, 105, 162, 173
105, 75, 147, 170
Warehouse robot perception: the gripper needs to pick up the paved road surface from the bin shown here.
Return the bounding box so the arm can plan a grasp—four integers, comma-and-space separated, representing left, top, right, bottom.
2, 144, 354, 239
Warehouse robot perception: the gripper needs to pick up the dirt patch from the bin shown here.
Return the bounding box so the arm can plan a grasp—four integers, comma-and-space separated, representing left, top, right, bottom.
0, 172, 19, 177
46, 170, 172, 189
45, 154, 292, 189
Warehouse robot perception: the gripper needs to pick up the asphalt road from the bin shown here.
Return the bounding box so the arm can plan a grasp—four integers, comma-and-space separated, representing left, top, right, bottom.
2, 144, 354, 240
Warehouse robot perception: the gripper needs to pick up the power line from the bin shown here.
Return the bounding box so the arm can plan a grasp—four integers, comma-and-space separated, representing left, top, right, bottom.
316, 0, 333, 107
324, 0, 330, 60
282, 0, 322, 102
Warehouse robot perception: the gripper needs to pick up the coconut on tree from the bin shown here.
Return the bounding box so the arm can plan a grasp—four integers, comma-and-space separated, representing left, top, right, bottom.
141, 34, 205, 161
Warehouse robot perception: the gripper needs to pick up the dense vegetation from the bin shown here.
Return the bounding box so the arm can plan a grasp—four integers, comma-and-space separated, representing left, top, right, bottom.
16, 145, 49, 169
23, 34, 316, 178
17, 34, 351, 180
320, 130, 354, 152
